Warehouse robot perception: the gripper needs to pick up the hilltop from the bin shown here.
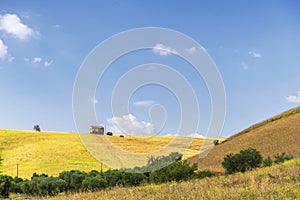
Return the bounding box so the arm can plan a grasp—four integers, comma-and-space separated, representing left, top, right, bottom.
188, 106, 300, 172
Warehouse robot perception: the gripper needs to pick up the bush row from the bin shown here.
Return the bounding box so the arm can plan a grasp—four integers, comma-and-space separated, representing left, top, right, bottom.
0, 152, 211, 198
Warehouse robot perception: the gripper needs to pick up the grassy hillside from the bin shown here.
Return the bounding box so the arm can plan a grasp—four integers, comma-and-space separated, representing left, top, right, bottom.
188, 106, 300, 172
0, 130, 103, 178
29, 159, 300, 200
0, 130, 207, 178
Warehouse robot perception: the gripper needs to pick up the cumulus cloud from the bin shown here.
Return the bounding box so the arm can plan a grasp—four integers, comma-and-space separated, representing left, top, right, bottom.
285, 91, 300, 103
153, 43, 177, 55
44, 60, 53, 67
249, 50, 262, 58
107, 114, 154, 135
88, 97, 98, 104
133, 100, 155, 107
186, 47, 196, 54
32, 57, 42, 63
0, 39, 8, 59
0, 14, 35, 40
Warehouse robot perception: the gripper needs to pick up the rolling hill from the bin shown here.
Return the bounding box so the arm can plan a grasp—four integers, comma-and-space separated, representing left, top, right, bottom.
188, 106, 300, 173
0, 130, 206, 178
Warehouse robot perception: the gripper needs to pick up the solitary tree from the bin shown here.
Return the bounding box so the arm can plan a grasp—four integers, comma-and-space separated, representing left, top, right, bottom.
33, 125, 41, 132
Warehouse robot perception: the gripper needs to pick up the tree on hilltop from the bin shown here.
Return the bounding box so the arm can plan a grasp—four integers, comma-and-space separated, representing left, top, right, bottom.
33, 125, 41, 132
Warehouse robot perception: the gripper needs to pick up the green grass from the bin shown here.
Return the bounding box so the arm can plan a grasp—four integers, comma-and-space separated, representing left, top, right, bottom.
24, 159, 300, 200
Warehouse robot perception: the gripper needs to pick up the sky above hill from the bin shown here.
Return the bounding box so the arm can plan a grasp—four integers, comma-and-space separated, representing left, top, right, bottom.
0, 0, 299, 137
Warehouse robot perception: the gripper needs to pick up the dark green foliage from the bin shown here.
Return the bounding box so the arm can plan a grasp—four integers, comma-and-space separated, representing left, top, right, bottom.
149, 161, 197, 183
274, 152, 294, 164
10, 177, 23, 194
262, 156, 273, 167
222, 148, 263, 174
58, 170, 86, 192
82, 175, 107, 192
0, 175, 12, 198
213, 140, 219, 145
196, 170, 212, 179
106, 132, 113, 136
120, 135, 124, 137
33, 124, 41, 132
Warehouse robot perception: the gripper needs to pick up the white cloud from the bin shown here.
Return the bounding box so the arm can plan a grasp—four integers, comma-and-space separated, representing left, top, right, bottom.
153, 43, 178, 55
107, 114, 154, 135
186, 47, 196, 54
249, 50, 262, 58
7, 55, 14, 63
44, 60, 53, 67
0, 14, 35, 40
0, 39, 8, 59
32, 57, 42, 63
133, 100, 155, 107
285, 91, 300, 103
52, 24, 61, 28
166, 132, 204, 138
88, 97, 98, 104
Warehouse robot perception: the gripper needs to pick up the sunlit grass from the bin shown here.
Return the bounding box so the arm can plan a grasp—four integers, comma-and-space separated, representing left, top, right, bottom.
0, 130, 103, 178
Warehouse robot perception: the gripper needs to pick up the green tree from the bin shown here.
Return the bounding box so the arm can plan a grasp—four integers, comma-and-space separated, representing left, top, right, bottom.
33, 124, 41, 132
274, 152, 293, 164
222, 148, 263, 174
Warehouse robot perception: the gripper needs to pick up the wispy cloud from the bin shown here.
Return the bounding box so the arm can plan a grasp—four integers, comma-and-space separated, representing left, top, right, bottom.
133, 100, 155, 107
88, 97, 98, 105
0, 14, 36, 40
153, 43, 177, 55
7, 55, 14, 63
33, 57, 42, 63
52, 24, 61, 29
44, 60, 53, 67
186, 47, 196, 54
107, 114, 154, 135
285, 91, 300, 103
0, 39, 8, 60
249, 50, 262, 58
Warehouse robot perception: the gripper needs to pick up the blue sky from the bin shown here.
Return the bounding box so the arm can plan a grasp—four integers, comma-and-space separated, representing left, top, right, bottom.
0, 1, 299, 137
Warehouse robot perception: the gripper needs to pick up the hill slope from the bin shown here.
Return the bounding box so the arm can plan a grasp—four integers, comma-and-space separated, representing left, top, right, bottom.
0, 130, 103, 178
188, 106, 300, 172
0, 130, 206, 178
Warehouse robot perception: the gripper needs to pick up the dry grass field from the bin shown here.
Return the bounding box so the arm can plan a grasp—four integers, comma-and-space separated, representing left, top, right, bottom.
188, 106, 300, 173
0, 130, 214, 178
0, 130, 103, 178
26, 159, 300, 200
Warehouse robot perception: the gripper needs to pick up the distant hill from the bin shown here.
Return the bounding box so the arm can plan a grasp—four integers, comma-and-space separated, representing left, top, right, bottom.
188, 106, 300, 173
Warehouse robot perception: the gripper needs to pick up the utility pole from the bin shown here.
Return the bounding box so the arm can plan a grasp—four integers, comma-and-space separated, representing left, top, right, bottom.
16, 163, 19, 178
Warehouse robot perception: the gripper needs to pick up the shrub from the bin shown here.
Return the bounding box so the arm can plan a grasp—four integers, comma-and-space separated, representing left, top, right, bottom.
213, 140, 219, 146
120, 135, 124, 138
262, 156, 273, 167
106, 132, 113, 136
222, 148, 263, 174
196, 170, 212, 179
274, 152, 294, 164
0, 175, 13, 198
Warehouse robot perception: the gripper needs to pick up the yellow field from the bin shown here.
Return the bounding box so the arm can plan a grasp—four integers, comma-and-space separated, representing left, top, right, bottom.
0, 130, 102, 178
0, 130, 216, 178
